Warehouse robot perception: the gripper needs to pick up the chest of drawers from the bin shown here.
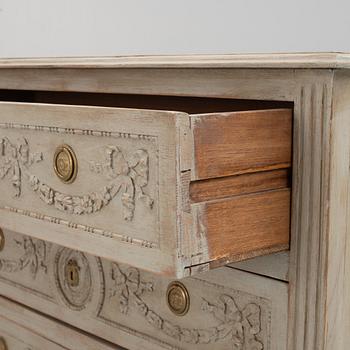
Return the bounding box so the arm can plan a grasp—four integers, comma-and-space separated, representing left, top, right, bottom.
0, 53, 349, 349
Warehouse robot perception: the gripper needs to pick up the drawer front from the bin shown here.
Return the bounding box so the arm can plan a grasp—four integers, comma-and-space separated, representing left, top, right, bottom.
0, 297, 120, 350
0, 102, 186, 276
0, 322, 64, 350
0, 102, 292, 277
0, 229, 289, 350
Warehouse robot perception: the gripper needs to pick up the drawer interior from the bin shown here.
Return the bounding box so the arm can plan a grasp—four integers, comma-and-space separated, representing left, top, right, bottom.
0, 89, 292, 113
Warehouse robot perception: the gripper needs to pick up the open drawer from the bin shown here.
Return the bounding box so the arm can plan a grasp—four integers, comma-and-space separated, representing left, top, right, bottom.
0, 101, 292, 278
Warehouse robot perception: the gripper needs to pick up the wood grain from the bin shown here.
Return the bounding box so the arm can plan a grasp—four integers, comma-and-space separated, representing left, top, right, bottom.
202, 189, 291, 263
192, 108, 292, 180
190, 168, 290, 203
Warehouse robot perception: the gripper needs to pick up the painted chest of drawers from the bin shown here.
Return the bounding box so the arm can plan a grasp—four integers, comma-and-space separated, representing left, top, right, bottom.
0, 53, 349, 349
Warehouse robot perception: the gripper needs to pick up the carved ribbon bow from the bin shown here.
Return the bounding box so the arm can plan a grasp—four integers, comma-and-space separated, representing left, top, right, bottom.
110, 262, 154, 314
89, 146, 154, 220
202, 294, 263, 350
0, 137, 42, 197
0, 237, 48, 279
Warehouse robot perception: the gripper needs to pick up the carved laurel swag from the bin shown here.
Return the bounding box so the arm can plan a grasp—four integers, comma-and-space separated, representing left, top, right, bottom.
0, 236, 49, 279
110, 263, 264, 349
0, 137, 154, 221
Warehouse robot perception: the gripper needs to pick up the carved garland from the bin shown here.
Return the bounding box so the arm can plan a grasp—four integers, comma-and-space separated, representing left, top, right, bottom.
110, 263, 264, 349
0, 137, 154, 221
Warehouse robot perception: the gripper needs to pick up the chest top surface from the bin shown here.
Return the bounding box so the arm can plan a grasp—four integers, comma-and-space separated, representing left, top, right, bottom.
0, 52, 349, 69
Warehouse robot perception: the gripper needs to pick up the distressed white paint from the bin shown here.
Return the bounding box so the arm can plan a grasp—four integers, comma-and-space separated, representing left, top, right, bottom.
0, 54, 349, 350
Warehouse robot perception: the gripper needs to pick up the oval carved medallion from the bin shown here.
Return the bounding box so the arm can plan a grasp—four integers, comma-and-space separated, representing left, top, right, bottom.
54, 248, 93, 310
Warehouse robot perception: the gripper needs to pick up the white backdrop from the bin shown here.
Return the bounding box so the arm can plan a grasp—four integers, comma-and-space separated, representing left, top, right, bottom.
0, 0, 349, 58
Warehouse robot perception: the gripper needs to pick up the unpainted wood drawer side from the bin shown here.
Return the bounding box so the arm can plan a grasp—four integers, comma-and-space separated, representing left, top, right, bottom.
186, 108, 292, 272
191, 108, 292, 180
198, 188, 290, 267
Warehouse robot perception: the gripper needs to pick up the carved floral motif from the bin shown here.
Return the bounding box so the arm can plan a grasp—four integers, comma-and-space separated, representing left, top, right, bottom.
110, 263, 264, 349
0, 236, 49, 279
0, 137, 154, 221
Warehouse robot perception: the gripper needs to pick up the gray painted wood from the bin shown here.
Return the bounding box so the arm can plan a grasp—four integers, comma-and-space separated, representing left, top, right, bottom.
228, 252, 289, 281
0, 54, 349, 349
0, 295, 122, 350
0, 229, 288, 350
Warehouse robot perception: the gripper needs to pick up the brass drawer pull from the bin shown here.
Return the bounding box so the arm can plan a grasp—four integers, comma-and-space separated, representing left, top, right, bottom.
0, 229, 4, 252
53, 144, 78, 184
166, 281, 190, 316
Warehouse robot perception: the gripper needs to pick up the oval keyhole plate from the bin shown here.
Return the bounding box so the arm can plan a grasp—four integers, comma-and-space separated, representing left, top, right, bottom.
65, 259, 80, 287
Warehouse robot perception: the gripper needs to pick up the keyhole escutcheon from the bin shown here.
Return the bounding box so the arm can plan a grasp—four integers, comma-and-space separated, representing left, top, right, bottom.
65, 259, 80, 287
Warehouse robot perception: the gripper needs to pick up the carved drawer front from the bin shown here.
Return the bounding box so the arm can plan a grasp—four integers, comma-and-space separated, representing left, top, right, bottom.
0, 230, 288, 350
0, 296, 121, 350
0, 102, 292, 278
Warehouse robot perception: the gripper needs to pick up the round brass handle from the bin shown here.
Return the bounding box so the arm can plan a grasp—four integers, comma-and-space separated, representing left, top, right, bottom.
0, 337, 7, 350
166, 281, 190, 316
0, 228, 5, 252
53, 144, 78, 184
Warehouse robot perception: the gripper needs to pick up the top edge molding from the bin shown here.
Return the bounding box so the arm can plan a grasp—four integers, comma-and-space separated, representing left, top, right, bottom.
0, 53, 350, 69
